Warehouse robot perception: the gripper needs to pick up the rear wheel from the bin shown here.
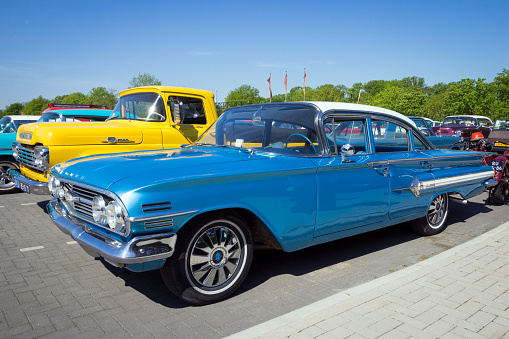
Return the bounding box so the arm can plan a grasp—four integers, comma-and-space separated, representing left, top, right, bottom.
410, 193, 449, 236
161, 214, 253, 305
492, 180, 508, 204
0, 160, 19, 194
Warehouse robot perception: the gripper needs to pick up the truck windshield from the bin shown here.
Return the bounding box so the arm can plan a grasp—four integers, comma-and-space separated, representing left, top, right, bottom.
110, 93, 166, 122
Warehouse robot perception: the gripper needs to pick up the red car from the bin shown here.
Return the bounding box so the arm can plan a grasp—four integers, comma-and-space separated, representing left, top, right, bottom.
433, 115, 493, 138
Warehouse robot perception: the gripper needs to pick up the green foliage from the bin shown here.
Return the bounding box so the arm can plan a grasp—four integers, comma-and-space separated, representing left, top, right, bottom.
225, 85, 264, 104
443, 78, 495, 117
88, 87, 118, 109
129, 73, 162, 88
24, 96, 50, 115
4, 102, 24, 115
52, 92, 89, 105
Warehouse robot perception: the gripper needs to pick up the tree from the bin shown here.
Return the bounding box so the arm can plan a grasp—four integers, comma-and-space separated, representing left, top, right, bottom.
88, 87, 118, 109
52, 92, 89, 105
225, 85, 263, 104
129, 73, 161, 88
24, 96, 50, 115
443, 78, 495, 118
4, 102, 24, 115
492, 69, 509, 119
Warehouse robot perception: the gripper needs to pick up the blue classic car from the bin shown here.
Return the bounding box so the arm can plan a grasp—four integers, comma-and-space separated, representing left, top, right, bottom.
0, 115, 40, 193
48, 102, 495, 305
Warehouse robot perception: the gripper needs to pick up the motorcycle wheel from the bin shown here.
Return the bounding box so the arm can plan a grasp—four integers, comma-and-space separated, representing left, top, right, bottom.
492, 180, 508, 204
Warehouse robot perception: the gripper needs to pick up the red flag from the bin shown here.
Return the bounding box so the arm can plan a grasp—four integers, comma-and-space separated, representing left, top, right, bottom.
284, 72, 288, 93
303, 69, 306, 100
267, 74, 272, 99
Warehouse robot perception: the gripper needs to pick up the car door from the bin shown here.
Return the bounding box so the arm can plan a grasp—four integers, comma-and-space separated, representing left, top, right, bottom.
313, 115, 391, 238
369, 118, 436, 220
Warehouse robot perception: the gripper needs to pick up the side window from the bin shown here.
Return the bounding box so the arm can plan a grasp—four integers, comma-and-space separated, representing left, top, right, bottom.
324, 117, 367, 155
169, 96, 207, 125
372, 119, 410, 153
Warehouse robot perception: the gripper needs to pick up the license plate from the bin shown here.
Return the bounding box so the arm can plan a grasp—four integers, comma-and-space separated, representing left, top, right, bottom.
19, 181, 30, 194
492, 160, 504, 172
495, 142, 509, 147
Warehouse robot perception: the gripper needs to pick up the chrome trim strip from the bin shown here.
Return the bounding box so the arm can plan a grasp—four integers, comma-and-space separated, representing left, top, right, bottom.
368, 153, 485, 167
392, 170, 494, 197
125, 210, 198, 223
433, 170, 495, 188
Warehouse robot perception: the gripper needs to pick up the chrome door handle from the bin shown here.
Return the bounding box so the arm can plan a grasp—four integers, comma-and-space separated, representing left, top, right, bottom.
374, 167, 389, 177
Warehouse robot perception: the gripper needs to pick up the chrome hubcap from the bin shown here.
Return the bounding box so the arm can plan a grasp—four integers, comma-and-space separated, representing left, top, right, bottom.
427, 194, 447, 228
188, 226, 242, 287
0, 165, 14, 188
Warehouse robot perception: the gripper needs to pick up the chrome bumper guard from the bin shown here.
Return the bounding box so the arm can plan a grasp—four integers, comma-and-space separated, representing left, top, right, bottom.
48, 199, 177, 267
8, 169, 50, 195
485, 178, 498, 190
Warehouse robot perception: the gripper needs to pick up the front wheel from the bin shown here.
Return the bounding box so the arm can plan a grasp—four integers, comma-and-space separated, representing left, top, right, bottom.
0, 160, 20, 194
161, 214, 253, 305
410, 193, 449, 236
492, 180, 508, 204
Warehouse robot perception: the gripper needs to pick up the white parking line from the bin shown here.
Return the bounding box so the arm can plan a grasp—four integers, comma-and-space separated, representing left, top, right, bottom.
21, 203, 37, 206
20, 245, 45, 252
0, 206, 4, 208
66, 241, 77, 245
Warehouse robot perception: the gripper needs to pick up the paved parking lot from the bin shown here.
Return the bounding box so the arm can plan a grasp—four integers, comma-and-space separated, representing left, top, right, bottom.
0, 191, 507, 338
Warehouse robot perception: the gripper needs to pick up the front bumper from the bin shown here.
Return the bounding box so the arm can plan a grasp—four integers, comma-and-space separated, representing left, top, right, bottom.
48, 198, 177, 268
8, 169, 50, 195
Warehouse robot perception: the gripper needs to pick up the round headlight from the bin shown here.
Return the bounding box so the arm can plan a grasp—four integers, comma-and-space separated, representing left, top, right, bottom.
92, 196, 107, 225
50, 177, 61, 197
34, 150, 42, 167
106, 201, 124, 231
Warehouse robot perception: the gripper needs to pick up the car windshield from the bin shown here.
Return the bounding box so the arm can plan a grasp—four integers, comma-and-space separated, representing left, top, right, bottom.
110, 93, 166, 122
194, 104, 320, 156
0, 117, 35, 133
442, 116, 477, 126
411, 118, 433, 136
494, 120, 509, 129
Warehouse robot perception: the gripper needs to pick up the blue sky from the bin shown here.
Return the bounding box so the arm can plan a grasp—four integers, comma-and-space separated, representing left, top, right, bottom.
1, 0, 508, 109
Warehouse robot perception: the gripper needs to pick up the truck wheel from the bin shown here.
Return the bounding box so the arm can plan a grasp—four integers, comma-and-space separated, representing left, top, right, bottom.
492, 180, 508, 204
0, 160, 19, 194
161, 214, 253, 305
410, 193, 449, 236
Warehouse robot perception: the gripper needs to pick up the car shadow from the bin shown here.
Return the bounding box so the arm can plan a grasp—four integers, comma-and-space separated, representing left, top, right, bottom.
37, 200, 51, 213
99, 199, 490, 308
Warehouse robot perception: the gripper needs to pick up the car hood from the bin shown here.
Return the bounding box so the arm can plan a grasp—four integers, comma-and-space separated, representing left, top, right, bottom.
55, 147, 314, 190
16, 121, 143, 146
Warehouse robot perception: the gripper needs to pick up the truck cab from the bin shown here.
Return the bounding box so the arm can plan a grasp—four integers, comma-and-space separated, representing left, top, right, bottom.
10, 86, 218, 194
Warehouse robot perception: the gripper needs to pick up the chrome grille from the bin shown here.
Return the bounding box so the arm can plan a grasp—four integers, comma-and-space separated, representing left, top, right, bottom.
63, 182, 104, 219
18, 145, 36, 168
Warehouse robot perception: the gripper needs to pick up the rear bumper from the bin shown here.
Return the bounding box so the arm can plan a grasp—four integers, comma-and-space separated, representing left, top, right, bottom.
48, 198, 177, 268
8, 169, 50, 195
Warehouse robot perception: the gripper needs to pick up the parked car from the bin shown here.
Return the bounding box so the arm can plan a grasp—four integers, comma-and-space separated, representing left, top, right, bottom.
49, 102, 495, 305
409, 117, 461, 149
486, 119, 509, 154
422, 117, 441, 128
38, 103, 112, 122
0, 115, 40, 193
433, 115, 493, 139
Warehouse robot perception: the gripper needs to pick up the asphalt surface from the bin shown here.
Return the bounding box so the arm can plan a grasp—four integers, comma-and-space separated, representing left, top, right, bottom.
0, 190, 507, 338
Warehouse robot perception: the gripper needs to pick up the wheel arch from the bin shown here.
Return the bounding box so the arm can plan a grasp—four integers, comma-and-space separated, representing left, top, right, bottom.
180, 208, 283, 251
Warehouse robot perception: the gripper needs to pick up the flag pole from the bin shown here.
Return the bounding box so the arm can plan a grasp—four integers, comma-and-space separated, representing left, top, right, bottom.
284, 71, 288, 102
303, 68, 306, 101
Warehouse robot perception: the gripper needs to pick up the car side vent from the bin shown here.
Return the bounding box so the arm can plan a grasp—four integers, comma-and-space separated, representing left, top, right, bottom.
141, 201, 172, 213
144, 219, 174, 229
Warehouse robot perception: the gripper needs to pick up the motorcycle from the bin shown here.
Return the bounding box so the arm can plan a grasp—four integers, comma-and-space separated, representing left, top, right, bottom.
452, 132, 509, 204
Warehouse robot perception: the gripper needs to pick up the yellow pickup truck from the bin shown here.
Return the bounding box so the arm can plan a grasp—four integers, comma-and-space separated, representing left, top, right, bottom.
10, 86, 218, 194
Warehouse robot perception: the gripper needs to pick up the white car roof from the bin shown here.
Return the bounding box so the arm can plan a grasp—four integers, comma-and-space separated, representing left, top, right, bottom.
306, 101, 415, 126
444, 115, 493, 122
2, 115, 40, 121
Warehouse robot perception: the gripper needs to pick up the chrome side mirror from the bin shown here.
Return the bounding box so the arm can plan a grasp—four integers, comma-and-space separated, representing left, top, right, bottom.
341, 143, 355, 163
